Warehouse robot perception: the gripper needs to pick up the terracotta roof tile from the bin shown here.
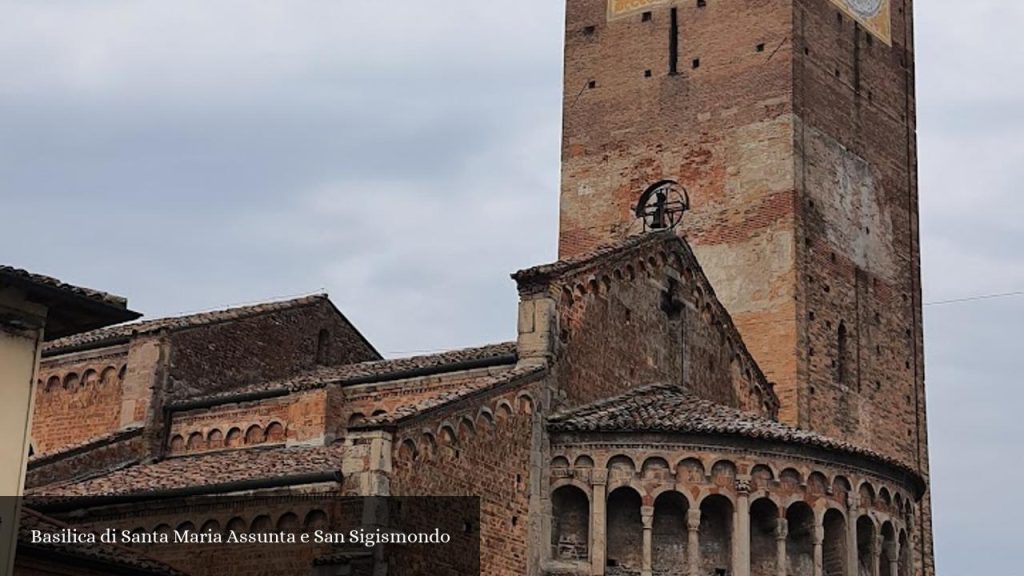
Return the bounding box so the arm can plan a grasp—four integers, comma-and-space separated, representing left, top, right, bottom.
548, 383, 919, 478
31, 445, 346, 498
0, 265, 130, 308
355, 365, 547, 427
44, 294, 329, 353
18, 508, 188, 576
180, 342, 519, 405
512, 230, 674, 284
29, 426, 143, 466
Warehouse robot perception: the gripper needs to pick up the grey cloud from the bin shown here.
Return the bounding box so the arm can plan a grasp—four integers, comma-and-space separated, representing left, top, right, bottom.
1, 1, 1021, 572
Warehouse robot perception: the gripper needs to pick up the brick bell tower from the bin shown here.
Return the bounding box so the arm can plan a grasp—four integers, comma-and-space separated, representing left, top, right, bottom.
559, 0, 932, 572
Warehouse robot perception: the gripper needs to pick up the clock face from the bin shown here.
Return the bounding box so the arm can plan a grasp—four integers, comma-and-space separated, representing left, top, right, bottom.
830, 0, 891, 45
845, 0, 883, 18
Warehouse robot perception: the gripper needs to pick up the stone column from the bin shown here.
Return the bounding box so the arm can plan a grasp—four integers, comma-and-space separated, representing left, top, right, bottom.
846, 497, 860, 576
874, 535, 884, 576
735, 480, 752, 576
641, 505, 655, 576
775, 517, 788, 576
687, 508, 701, 576
813, 523, 824, 576
591, 470, 608, 576
903, 531, 915, 576
886, 541, 899, 576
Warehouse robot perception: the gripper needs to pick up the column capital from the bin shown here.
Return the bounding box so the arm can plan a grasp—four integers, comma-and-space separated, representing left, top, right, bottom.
591, 469, 609, 487
735, 478, 752, 496
847, 495, 861, 511
687, 508, 702, 531
775, 518, 789, 541
641, 505, 655, 521
813, 525, 824, 545
642, 517, 654, 529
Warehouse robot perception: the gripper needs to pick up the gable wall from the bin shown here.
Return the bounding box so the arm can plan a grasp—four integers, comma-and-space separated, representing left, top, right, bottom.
523, 237, 775, 416
165, 300, 378, 399
389, 375, 545, 576
32, 345, 130, 455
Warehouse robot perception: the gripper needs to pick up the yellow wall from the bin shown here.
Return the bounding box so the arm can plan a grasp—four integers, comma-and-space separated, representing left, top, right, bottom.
0, 290, 44, 576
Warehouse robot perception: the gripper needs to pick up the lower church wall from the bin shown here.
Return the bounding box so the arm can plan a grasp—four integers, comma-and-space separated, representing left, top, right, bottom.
389, 379, 543, 576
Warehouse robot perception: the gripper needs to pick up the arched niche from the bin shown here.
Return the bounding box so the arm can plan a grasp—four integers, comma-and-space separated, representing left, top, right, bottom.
699, 495, 733, 575
652, 491, 688, 573
750, 498, 779, 576
551, 485, 589, 562
606, 487, 643, 572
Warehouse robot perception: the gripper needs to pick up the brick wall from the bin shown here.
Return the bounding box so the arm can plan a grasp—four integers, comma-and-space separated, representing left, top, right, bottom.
327, 366, 516, 442
32, 346, 129, 455
165, 300, 379, 398
525, 235, 774, 416
790, 2, 931, 572
560, 0, 799, 404
25, 429, 145, 489
558, 1, 931, 572
389, 377, 544, 576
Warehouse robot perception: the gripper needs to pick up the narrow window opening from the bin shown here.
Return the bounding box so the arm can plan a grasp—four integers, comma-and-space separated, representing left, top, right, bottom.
644, 69, 652, 78
587, 80, 597, 89
837, 321, 849, 385
669, 8, 679, 75
582, 25, 596, 36
697, 0, 706, 7
692, 58, 700, 69
756, 43, 765, 53
642, 11, 652, 22
316, 329, 331, 365
853, 24, 862, 93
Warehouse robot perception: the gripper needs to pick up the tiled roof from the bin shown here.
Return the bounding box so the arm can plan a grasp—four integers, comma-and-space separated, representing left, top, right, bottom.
548, 383, 919, 477
180, 342, 519, 405
44, 294, 329, 353
18, 508, 188, 576
0, 265, 130, 308
512, 230, 674, 283
31, 445, 346, 498
355, 365, 547, 427
30, 427, 143, 465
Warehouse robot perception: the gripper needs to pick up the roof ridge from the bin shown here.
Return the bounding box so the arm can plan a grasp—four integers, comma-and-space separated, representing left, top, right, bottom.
175, 341, 519, 406
512, 230, 678, 283
548, 382, 680, 422
547, 385, 923, 491
0, 265, 129, 308
354, 364, 547, 428
44, 293, 329, 353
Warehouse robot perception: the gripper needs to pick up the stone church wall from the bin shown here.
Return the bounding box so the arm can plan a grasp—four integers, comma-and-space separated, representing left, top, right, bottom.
389, 375, 544, 576
165, 300, 379, 398
32, 345, 130, 455
526, 236, 774, 416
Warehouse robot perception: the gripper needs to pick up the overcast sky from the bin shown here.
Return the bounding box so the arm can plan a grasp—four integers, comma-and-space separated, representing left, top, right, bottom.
1, 1, 1020, 571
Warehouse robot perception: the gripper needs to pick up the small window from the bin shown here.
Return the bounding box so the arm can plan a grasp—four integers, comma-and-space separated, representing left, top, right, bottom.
316, 329, 330, 365
837, 321, 849, 385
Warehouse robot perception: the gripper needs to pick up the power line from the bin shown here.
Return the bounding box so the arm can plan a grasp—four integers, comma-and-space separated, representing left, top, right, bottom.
924, 290, 1024, 307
